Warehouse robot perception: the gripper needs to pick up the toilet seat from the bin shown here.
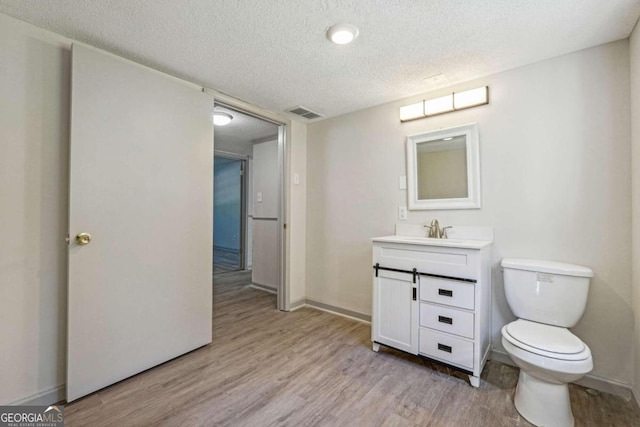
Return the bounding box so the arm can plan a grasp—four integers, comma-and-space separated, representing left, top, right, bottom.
502, 320, 591, 361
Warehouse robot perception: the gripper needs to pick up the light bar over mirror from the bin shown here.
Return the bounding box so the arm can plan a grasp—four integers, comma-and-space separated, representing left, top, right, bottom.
400, 86, 489, 122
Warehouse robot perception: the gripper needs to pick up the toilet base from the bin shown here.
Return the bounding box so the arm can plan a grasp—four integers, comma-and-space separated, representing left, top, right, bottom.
514, 371, 574, 427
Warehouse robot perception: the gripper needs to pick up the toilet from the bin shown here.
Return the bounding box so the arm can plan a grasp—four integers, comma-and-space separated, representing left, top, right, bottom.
501, 258, 594, 427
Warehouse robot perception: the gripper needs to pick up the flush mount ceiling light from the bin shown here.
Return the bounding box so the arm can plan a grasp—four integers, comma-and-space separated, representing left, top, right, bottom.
213, 111, 233, 126
326, 24, 359, 45
400, 86, 489, 122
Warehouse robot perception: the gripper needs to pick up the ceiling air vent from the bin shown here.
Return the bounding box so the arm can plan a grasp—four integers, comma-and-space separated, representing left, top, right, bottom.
286, 106, 323, 120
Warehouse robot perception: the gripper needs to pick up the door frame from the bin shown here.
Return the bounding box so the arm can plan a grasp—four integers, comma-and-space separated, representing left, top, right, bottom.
212, 99, 288, 311
213, 152, 247, 271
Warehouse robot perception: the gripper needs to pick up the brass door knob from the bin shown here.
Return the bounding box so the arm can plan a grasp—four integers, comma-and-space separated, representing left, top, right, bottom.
76, 232, 92, 246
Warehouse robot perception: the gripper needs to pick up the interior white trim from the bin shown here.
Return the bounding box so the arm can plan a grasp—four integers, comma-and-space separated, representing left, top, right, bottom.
249, 283, 277, 294
406, 122, 481, 210
289, 298, 306, 311
207, 90, 291, 311
203, 88, 289, 126
303, 299, 371, 324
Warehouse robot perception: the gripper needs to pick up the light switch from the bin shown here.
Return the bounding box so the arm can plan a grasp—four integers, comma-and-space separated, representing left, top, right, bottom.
399, 176, 407, 190
257, 192, 263, 203
398, 206, 407, 220
293, 173, 300, 185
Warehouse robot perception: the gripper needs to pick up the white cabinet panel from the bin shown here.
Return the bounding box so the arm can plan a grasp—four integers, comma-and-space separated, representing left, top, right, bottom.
419, 276, 475, 310
372, 270, 418, 354
419, 329, 474, 370
420, 303, 474, 339
376, 245, 478, 279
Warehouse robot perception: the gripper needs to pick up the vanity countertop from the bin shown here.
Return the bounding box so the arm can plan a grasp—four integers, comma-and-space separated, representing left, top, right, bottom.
371, 235, 492, 249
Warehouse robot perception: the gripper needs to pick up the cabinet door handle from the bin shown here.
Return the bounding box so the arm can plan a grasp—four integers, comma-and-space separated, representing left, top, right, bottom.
438, 315, 453, 325
438, 289, 453, 297
438, 343, 452, 353
412, 287, 417, 301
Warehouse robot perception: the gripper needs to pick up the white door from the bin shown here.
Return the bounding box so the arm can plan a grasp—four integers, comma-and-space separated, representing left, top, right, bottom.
372, 270, 418, 354
67, 45, 214, 401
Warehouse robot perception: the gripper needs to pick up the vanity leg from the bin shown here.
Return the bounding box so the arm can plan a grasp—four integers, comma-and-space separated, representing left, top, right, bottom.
372, 342, 380, 352
469, 375, 480, 388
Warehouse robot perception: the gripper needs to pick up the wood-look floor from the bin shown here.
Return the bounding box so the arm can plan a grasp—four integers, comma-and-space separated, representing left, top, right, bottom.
65, 270, 640, 426
213, 247, 241, 274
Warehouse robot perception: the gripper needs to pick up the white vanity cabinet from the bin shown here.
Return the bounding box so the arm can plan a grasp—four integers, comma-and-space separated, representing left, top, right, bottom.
371, 235, 492, 387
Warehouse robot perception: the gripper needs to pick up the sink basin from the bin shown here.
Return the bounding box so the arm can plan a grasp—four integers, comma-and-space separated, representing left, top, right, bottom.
401, 237, 465, 244
371, 234, 492, 249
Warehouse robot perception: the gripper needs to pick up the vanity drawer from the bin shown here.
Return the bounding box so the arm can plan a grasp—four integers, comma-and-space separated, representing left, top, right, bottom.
419, 276, 475, 310
420, 303, 474, 339
419, 328, 474, 370
374, 244, 478, 280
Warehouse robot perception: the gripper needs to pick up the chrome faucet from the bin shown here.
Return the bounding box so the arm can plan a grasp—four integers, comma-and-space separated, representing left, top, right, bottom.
423, 219, 452, 239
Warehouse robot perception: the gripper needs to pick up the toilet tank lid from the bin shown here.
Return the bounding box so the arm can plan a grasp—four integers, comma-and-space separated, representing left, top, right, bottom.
501, 258, 593, 277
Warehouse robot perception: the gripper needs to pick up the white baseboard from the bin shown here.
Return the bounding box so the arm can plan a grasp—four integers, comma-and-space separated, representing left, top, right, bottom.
249, 283, 277, 294
8, 385, 65, 406
490, 349, 632, 400
303, 299, 371, 324
289, 298, 306, 311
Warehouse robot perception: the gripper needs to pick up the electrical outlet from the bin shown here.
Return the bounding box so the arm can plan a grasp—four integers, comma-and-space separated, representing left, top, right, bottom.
257, 192, 263, 202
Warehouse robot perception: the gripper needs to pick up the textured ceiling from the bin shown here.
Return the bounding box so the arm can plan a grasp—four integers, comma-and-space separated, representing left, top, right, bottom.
1, 0, 639, 120
214, 106, 279, 156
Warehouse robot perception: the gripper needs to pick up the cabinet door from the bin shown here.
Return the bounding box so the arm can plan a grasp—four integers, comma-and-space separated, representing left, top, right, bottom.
372, 270, 418, 354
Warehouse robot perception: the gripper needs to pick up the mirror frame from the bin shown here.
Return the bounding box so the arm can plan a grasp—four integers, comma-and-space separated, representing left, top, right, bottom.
406, 122, 481, 210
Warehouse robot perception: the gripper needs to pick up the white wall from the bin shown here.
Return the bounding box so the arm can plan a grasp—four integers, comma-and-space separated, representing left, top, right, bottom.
252, 139, 279, 219
306, 40, 632, 386
288, 122, 307, 304
0, 14, 71, 404
251, 139, 279, 289
630, 21, 640, 406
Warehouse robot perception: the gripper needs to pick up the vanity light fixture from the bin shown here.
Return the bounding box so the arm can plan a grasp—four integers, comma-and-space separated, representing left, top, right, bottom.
213, 111, 233, 126
327, 24, 359, 45
400, 86, 489, 122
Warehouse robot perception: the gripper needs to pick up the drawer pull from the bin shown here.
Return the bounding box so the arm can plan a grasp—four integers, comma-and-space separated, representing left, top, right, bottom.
438, 315, 453, 325
438, 289, 453, 297
437, 343, 452, 353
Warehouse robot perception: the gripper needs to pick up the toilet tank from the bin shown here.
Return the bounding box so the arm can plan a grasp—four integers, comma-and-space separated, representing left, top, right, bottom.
502, 258, 593, 328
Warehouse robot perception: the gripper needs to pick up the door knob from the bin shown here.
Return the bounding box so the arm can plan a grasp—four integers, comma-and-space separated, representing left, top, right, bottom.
76, 232, 92, 246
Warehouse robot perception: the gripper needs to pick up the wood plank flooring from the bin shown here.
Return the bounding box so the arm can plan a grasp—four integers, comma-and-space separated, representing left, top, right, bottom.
64, 270, 640, 426
213, 247, 241, 274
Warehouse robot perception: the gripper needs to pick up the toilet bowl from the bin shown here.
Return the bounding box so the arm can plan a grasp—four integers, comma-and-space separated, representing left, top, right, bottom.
501, 320, 593, 427
501, 259, 593, 427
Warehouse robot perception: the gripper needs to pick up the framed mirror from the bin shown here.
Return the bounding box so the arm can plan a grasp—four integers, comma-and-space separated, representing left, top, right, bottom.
406, 123, 481, 210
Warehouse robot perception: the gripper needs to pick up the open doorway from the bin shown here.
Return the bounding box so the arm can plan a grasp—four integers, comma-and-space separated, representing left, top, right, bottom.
213, 156, 245, 273
213, 103, 284, 307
